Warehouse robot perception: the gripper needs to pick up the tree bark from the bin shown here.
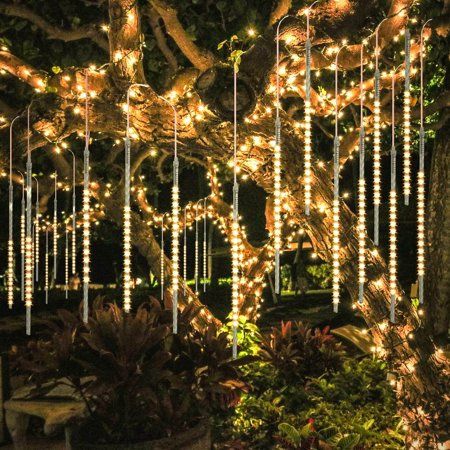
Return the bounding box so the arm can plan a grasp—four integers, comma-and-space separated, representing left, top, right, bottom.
426, 119, 450, 346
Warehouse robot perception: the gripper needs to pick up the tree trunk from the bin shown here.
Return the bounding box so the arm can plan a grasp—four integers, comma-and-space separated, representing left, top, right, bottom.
426, 118, 450, 346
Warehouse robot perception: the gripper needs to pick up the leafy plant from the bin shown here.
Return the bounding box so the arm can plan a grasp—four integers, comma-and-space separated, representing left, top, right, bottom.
221, 314, 261, 357
12, 297, 250, 445
259, 321, 345, 382
306, 263, 333, 289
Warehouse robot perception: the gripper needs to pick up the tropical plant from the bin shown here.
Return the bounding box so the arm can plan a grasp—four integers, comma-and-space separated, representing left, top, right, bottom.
12, 297, 250, 445
306, 264, 333, 290
259, 321, 345, 382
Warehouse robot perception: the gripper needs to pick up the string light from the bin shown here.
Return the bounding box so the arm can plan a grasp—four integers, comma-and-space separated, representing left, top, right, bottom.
274, 16, 289, 294
332, 45, 346, 313
53, 172, 58, 287
373, 23, 382, 245
203, 197, 208, 293
8, 116, 20, 309
82, 70, 90, 323
183, 205, 188, 296
33, 176, 39, 284
195, 199, 202, 294
65, 223, 69, 299
157, 95, 180, 333
389, 70, 397, 323
403, 28, 411, 205
418, 20, 432, 304
232, 63, 240, 358
304, 2, 319, 215
45, 227, 49, 304
160, 214, 165, 302
358, 42, 366, 304
20, 173, 25, 305
25, 105, 33, 334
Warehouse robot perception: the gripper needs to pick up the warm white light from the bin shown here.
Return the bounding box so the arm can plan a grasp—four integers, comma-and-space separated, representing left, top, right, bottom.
65, 225, 69, 299
45, 228, 49, 304
53, 172, 58, 284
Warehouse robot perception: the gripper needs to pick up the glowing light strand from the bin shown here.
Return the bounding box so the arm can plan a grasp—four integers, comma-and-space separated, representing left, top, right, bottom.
304, 2, 318, 215
195, 199, 202, 294
33, 176, 39, 283
274, 16, 289, 294
231, 64, 240, 358
332, 46, 345, 313
183, 205, 188, 296
403, 28, 411, 205
203, 198, 208, 293
82, 71, 90, 323
373, 24, 382, 245
8, 116, 20, 309
53, 172, 58, 284
389, 71, 397, 323
418, 21, 432, 304
25, 105, 33, 334
160, 214, 166, 302
45, 227, 49, 304
65, 223, 69, 299
358, 42, 366, 304
68, 149, 76, 275
20, 173, 25, 305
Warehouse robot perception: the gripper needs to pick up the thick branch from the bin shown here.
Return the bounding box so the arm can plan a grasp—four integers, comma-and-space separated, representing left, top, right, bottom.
0, 51, 46, 90
0, 2, 108, 51
150, 0, 215, 71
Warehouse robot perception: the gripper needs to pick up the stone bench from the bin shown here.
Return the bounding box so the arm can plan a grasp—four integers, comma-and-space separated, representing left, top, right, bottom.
4, 382, 86, 449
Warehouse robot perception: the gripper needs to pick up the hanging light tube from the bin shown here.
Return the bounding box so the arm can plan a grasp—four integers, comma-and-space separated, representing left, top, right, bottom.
203, 197, 208, 293
19, 172, 25, 305
418, 20, 432, 304
373, 23, 383, 245
8, 116, 20, 309
274, 16, 290, 294
45, 226, 49, 304
332, 45, 346, 313
232, 65, 240, 358
403, 28, 411, 205
389, 70, 397, 323
358, 42, 366, 304
65, 223, 69, 299
53, 171, 58, 284
82, 70, 90, 323
194, 199, 202, 294
25, 105, 33, 334
33, 176, 39, 284
183, 205, 188, 296
160, 214, 166, 302
304, 1, 319, 215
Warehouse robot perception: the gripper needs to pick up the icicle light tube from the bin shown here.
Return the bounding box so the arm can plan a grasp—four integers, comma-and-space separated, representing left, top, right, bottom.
403, 28, 411, 205
418, 20, 432, 304
358, 42, 366, 304
82, 70, 90, 323
232, 65, 240, 359
332, 46, 346, 313
65, 224, 69, 299
66, 149, 77, 276
160, 214, 166, 302
20, 174, 25, 305
373, 24, 382, 245
203, 198, 208, 293
45, 227, 49, 304
389, 71, 397, 323
25, 105, 33, 334
303, 2, 319, 215
53, 172, 58, 284
194, 199, 202, 294
274, 16, 290, 294
8, 116, 20, 309
183, 205, 188, 296
33, 176, 39, 283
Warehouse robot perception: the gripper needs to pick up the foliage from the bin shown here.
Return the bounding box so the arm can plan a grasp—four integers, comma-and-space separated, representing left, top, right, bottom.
306, 263, 333, 290
215, 357, 404, 449
259, 321, 344, 382
221, 314, 261, 357
12, 297, 250, 445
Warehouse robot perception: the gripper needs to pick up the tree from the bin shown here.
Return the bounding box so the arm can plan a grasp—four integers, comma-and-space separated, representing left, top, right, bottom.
0, 0, 449, 447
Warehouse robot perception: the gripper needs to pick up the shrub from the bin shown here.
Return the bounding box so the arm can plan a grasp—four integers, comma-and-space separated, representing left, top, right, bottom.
259, 321, 345, 382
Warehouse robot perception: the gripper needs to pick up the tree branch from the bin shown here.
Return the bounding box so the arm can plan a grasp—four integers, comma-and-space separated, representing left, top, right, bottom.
149, 0, 216, 71
268, 0, 292, 27
0, 51, 46, 90
0, 2, 108, 51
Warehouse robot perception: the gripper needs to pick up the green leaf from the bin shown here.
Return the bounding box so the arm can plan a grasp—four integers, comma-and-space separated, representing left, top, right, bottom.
52, 66, 62, 74
337, 433, 361, 449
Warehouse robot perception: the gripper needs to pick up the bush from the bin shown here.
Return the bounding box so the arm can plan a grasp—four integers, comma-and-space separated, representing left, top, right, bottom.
259, 321, 345, 382
12, 297, 251, 445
